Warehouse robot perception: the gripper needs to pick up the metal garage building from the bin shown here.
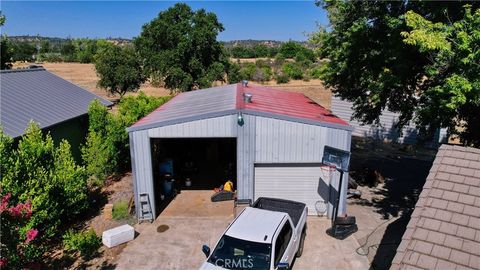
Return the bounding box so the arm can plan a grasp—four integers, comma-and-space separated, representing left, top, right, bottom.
128, 83, 353, 220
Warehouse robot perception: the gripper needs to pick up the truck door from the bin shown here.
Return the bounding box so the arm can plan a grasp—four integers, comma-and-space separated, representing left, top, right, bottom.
273, 221, 295, 269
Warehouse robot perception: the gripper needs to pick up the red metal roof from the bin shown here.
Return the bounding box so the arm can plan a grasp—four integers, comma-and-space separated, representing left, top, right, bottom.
128, 83, 349, 132
237, 83, 349, 126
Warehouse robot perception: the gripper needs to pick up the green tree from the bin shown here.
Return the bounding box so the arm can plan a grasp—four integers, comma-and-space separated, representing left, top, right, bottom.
11, 41, 36, 62
312, 1, 480, 145
282, 62, 303, 80
74, 38, 97, 63
402, 6, 480, 146
135, 3, 227, 92
95, 44, 146, 97
61, 39, 76, 61
0, 14, 13, 70
1, 38, 13, 70
0, 12, 5, 26
227, 62, 241, 83
39, 40, 51, 54
279, 41, 303, 58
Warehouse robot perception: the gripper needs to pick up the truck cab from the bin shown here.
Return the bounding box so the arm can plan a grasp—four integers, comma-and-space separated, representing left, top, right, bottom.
200, 198, 307, 270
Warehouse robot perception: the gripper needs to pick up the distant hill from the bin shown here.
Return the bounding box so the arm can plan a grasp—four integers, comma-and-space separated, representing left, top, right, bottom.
8, 36, 308, 48
221, 39, 309, 48
8, 35, 132, 46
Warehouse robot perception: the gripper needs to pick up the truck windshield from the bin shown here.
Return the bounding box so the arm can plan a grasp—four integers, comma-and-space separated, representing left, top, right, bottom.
207, 235, 271, 270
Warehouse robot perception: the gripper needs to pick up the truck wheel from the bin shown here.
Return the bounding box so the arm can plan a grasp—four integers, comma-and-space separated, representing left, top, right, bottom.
296, 227, 307, 258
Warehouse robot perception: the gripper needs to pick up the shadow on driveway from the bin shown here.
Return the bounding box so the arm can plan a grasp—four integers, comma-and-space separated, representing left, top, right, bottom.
348, 138, 436, 270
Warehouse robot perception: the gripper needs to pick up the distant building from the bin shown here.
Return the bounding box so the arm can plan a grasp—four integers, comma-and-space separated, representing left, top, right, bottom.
391, 144, 480, 270
0, 67, 112, 160
331, 96, 447, 147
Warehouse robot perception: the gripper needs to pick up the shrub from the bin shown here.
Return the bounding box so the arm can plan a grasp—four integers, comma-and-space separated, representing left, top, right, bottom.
261, 67, 273, 81
227, 62, 241, 83
0, 193, 42, 269
112, 200, 130, 220
252, 68, 267, 83
274, 53, 286, 65
1, 123, 89, 239
37, 53, 63, 62
118, 93, 171, 126
239, 62, 256, 81
309, 65, 323, 79
255, 59, 271, 68
282, 62, 303, 80
63, 229, 101, 259
275, 73, 290, 84
82, 94, 171, 183
295, 47, 316, 63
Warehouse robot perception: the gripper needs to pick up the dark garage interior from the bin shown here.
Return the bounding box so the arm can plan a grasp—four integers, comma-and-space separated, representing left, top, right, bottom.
150, 138, 237, 213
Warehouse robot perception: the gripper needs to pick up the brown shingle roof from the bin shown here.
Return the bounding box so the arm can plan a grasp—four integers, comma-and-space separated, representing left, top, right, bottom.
391, 144, 480, 270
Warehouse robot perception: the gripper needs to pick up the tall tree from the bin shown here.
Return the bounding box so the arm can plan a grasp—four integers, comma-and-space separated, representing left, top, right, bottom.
312, 1, 480, 146
134, 3, 227, 92
0, 13, 13, 70
95, 44, 146, 97
402, 6, 480, 146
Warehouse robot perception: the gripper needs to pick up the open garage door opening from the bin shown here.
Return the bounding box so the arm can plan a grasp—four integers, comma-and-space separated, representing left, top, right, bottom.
150, 138, 237, 215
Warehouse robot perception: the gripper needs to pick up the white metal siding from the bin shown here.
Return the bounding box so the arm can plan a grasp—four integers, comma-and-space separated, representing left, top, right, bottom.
237, 114, 256, 200
254, 166, 332, 216
148, 115, 236, 138
253, 116, 351, 216
331, 96, 420, 144
254, 117, 331, 163
130, 130, 156, 217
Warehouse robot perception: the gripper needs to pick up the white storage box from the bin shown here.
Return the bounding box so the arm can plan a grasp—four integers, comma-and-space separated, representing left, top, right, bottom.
102, 224, 135, 248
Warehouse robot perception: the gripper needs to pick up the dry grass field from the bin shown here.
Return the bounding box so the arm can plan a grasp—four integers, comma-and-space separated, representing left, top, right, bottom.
15, 62, 332, 108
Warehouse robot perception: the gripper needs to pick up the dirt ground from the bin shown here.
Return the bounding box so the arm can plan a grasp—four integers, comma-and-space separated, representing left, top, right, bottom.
47, 173, 136, 270
14, 62, 332, 108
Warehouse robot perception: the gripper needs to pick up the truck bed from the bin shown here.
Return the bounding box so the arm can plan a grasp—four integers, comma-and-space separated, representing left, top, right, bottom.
252, 197, 306, 227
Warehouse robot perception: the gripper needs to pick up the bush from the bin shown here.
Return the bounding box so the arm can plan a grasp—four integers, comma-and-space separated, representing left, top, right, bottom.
37, 52, 63, 62
295, 47, 316, 63
82, 94, 171, 183
239, 62, 256, 80
112, 200, 130, 220
252, 68, 267, 82
63, 229, 101, 259
282, 62, 303, 80
255, 59, 271, 68
309, 65, 323, 79
1, 123, 89, 239
227, 62, 241, 83
0, 193, 42, 269
275, 73, 290, 84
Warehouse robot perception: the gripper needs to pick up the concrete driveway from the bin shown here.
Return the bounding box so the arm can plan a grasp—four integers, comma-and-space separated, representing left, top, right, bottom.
115, 191, 369, 270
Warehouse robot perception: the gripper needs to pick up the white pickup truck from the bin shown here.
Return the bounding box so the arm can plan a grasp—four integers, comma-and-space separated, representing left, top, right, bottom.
199, 197, 307, 270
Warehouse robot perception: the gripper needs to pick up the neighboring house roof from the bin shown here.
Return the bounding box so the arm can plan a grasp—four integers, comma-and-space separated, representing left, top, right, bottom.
391, 144, 480, 270
128, 83, 351, 132
1, 68, 112, 138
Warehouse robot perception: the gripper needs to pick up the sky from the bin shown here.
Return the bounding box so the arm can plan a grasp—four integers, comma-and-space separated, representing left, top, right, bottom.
0, 1, 328, 41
